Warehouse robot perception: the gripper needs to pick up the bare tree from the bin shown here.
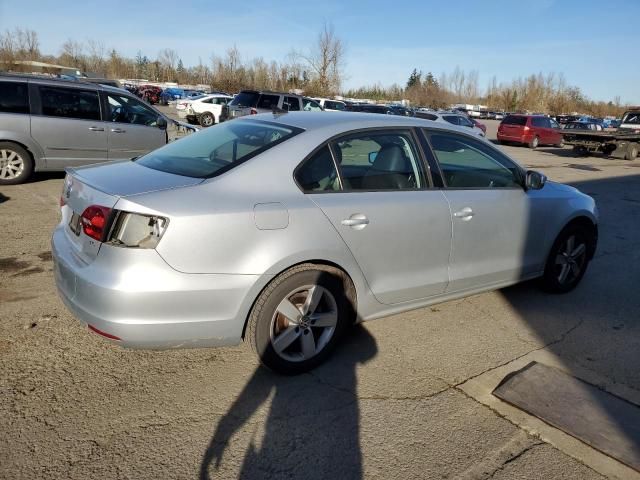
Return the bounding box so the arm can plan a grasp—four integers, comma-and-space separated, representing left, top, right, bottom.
158, 48, 179, 81
60, 39, 84, 67
297, 23, 345, 95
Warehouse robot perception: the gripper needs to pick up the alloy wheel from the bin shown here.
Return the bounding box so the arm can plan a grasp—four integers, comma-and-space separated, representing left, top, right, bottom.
269, 284, 338, 362
0, 149, 25, 180
554, 234, 587, 285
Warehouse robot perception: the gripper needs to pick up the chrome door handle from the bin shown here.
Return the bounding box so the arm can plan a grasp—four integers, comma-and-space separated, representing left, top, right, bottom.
453, 207, 474, 220
341, 214, 369, 230
88, 126, 104, 132
111, 128, 126, 133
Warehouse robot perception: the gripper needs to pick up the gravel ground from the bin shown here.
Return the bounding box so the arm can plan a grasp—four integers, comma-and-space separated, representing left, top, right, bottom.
1, 117, 639, 479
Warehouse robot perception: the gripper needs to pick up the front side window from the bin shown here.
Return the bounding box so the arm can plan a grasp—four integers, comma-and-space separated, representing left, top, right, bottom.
257, 94, 279, 109
39, 86, 100, 121
458, 116, 474, 127
295, 145, 339, 192
0, 81, 29, 114
107, 94, 159, 126
137, 120, 301, 178
442, 115, 460, 126
331, 131, 426, 190
303, 98, 322, 111
426, 131, 522, 189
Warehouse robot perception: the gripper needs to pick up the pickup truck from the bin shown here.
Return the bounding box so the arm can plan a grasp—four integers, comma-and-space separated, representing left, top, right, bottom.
562, 109, 640, 159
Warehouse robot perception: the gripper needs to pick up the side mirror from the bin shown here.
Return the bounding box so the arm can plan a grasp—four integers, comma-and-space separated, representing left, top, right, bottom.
525, 170, 546, 190
368, 151, 378, 164
157, 116, 168, 130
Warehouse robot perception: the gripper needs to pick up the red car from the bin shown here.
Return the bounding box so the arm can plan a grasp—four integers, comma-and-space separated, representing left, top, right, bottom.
497, 114, 563, 149
471, 118, 486, 134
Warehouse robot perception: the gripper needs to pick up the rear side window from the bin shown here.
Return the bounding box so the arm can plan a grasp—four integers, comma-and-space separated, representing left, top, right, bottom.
531, 117, 545, 127
283, 96, 300, 111
325, 101, 344, 111
502, 115, 527, 126
39, 86, 101, 121
229, 91, 260, 107
257, 94, 279, 109
137, 120, 302, 178
295, 145, 339, 192
0, 81, 29, 114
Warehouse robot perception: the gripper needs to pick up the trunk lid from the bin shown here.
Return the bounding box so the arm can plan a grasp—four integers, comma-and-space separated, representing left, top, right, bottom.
62, 160, 203, 263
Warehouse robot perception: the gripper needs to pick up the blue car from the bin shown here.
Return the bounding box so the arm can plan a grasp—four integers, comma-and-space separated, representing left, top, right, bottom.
159, 88, 186, 105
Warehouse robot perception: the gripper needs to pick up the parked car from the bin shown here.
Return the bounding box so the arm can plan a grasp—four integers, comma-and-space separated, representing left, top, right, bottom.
497, 114, 563, 148
564, 121, 604, 132
0, 73, 197, 184
135, 85, 162, 104
555, 115, 580, 125
159, 88, 186, 105
184, 94, 233, 127
51, 111, 598, 374
223, 90, 305, 120
345, 104, 410, 115
312, 98, 346, 111
472, 118, 487, 135
414, 111, 485, 137
302, 98, 324, 111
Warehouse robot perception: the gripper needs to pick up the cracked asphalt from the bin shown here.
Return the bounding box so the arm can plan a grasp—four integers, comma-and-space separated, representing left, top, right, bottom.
1, 119, 639, 479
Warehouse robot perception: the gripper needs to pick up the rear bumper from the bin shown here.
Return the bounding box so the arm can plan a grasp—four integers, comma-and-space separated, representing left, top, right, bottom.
497, 132, 531, 143
52, 225, 268, 349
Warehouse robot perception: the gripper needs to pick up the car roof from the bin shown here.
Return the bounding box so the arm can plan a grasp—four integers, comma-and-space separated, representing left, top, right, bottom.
245, 111, 482, 139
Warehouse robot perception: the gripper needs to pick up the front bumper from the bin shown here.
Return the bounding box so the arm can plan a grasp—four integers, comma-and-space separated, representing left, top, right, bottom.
52, 225, 268, 349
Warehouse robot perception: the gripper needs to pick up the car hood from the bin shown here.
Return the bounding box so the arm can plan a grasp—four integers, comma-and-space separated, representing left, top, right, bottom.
69, 160, 204, 197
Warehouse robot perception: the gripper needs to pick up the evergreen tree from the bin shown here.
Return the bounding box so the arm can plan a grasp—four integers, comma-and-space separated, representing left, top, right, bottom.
406, 68, 422, 89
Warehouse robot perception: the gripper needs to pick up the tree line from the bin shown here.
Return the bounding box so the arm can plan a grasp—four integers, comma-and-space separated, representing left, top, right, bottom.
0, 27, 627, 116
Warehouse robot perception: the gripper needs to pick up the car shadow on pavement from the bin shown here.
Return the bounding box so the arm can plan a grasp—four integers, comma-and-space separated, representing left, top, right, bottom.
499, 173, 640, 464
199, 325, 377, 480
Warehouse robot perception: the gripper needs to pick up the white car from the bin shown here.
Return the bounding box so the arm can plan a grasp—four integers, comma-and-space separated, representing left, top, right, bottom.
311, 97, 346, 112
415, 111, 486, 137
175, 94, 208, 117
184, 94, 233, 127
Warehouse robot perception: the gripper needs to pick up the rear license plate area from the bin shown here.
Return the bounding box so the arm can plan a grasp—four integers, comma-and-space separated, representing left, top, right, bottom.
69, 212, 81, 236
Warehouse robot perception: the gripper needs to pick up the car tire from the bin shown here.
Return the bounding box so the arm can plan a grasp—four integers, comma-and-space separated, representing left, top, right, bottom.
246, 263, 355, 375
624, 143, 638, 160
572, 145, 588, 157
0, 142, 33, 185
540, 224, 593, 294
199, 112, 215, 127
529, 136, 540, 149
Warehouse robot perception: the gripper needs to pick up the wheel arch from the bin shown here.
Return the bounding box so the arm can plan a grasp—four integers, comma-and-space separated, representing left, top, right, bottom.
240, 259, 359, 340
0, 137, 40, 168
561, 215, 598, 259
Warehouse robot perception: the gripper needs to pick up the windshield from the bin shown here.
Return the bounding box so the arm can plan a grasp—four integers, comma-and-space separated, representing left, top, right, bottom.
230, 91, 260, 107
136, 120, 302, 178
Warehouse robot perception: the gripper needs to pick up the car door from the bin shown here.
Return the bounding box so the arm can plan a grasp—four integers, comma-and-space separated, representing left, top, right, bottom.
102, 92, 166, 160
30, 84, 108, 168
424, 129, 548, 292
298, 129, 452, 305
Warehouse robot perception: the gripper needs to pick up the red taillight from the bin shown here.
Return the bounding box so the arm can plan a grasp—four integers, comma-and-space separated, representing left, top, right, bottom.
523, 125, 530, 131
81, 205, 111, 241
250, 108, 258, 115
88, 324, 121, 341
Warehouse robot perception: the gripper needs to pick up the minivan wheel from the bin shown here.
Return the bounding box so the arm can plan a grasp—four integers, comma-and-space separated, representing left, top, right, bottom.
0, 142, 33, 185
529, 136, 540, 149
199, 112, 215, 127
246, 264, 354, 374
540, 224, 592, 293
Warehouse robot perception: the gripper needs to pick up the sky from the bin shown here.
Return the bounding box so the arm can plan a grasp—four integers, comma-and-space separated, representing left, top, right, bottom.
1, 0, 639, 103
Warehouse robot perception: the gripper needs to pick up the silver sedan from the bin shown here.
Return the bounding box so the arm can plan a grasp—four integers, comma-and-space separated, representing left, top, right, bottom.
52, 112, 598, 374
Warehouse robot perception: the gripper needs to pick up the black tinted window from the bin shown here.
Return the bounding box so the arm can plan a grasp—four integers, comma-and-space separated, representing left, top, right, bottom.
106, 94, 158, 126
502, 115, 527, 126
257, 94, 279, 109
531, 117, 545, 127
137, 120, 301, 178
0, 82, 29, 114
295, 146, 339, 192
230, 91, 259, 107
325, 101, 344, 111
39, 86, 100, 121
442, 115, 460, 125
283, 96, 300, 111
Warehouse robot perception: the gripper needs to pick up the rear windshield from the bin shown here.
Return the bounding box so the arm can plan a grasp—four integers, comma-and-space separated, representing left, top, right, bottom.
137, 120, 302, 178
502, 115, 528, 126
230, 91, 260, 108
622, 111, 640, 125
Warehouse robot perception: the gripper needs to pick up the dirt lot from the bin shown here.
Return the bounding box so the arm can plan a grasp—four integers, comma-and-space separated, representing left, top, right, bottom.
1, 118, 639, 479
